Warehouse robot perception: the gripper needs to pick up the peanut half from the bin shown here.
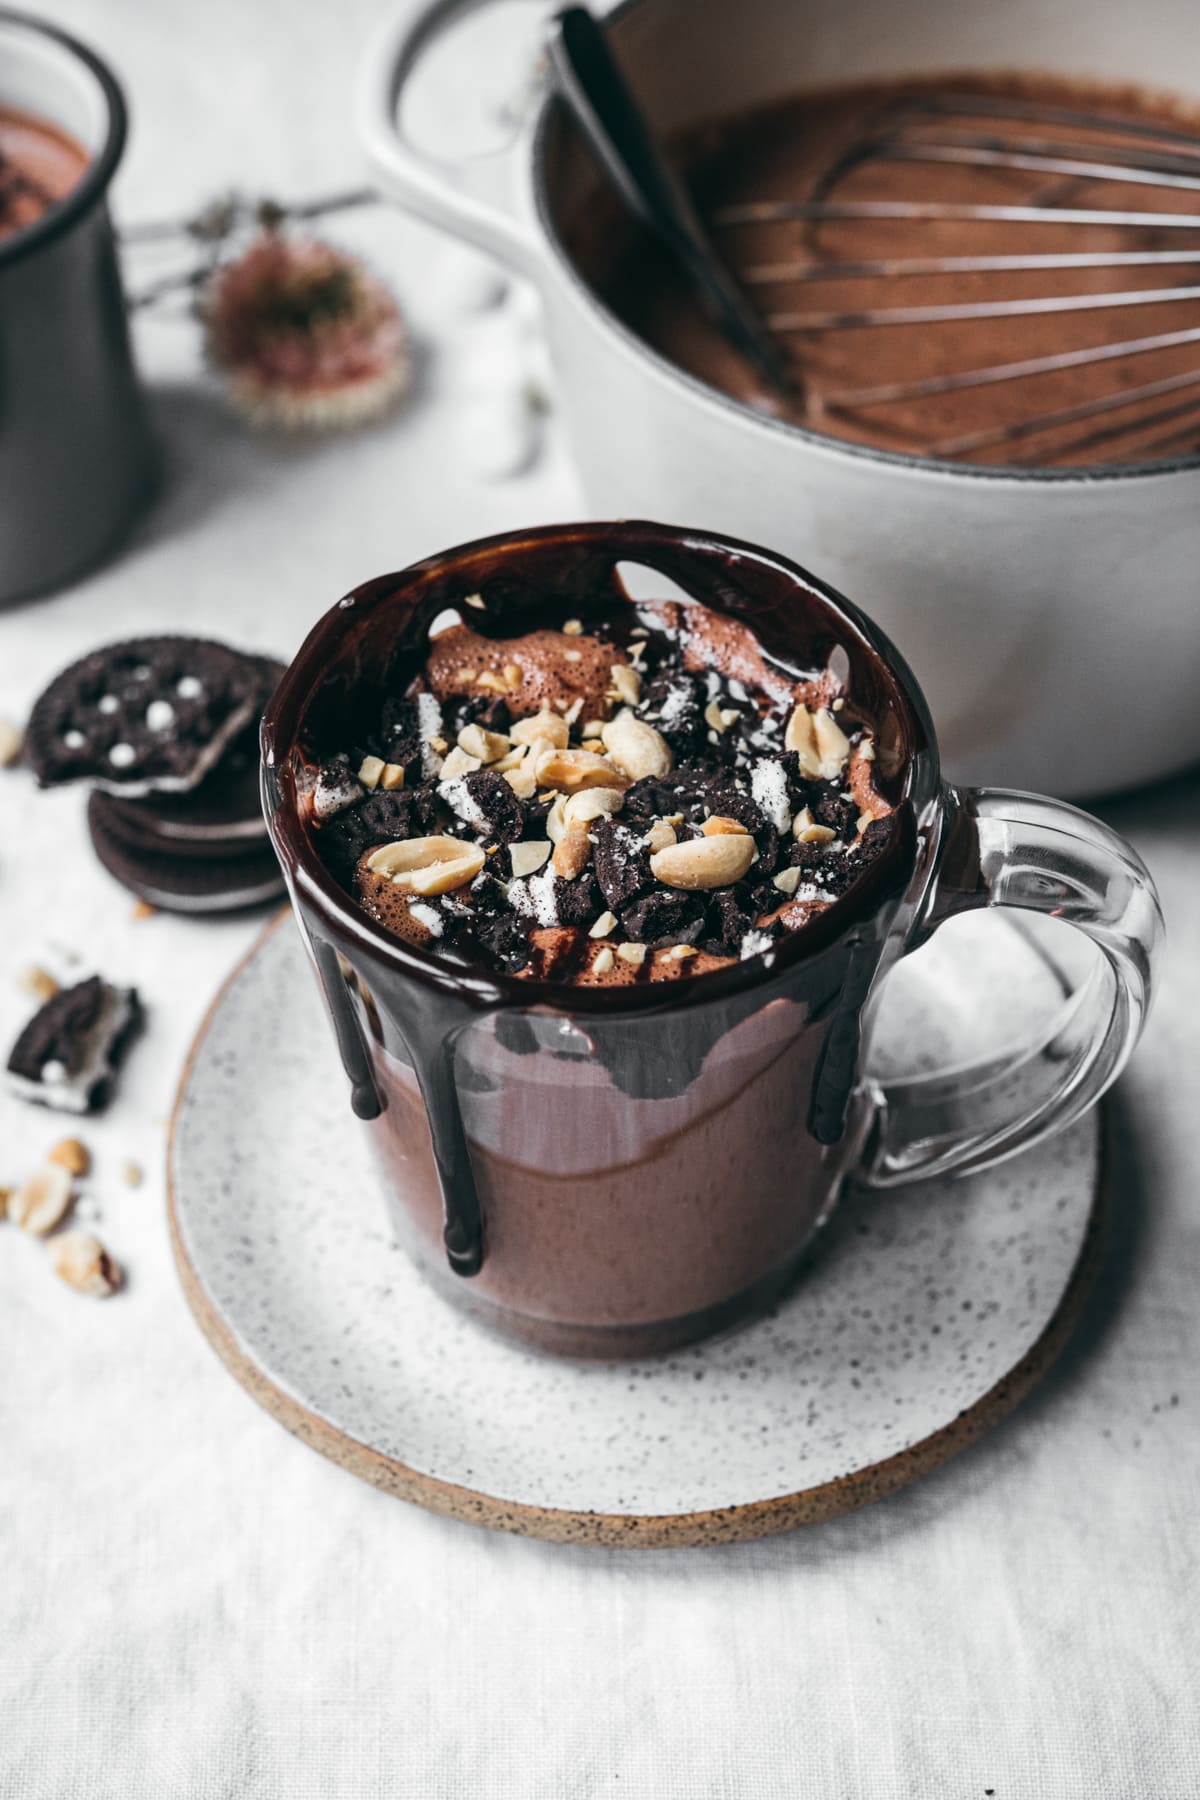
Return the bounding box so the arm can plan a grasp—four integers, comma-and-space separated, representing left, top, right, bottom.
366, 836, 485, 896
511, 708, 569, 749
534, 747, 629, 794
601, 708, 673, 782
50, 1231, 122, 1297
643, 821, 677, 855
10, 1163, 74, 1235
47, 1138, 90, 1178
562, 787, 625, 829
551, 826, 592, 880
784, 704, 851, 780
650, 833, 756, 890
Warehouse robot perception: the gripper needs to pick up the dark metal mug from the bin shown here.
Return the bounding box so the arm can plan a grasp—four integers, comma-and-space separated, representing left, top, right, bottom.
0, 8, 152, 604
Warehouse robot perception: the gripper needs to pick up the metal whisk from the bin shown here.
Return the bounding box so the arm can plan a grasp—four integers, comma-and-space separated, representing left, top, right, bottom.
709, 91, 1200, 463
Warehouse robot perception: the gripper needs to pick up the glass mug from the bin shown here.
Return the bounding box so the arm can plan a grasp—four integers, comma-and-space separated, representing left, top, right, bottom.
261, 521, 1162, 1358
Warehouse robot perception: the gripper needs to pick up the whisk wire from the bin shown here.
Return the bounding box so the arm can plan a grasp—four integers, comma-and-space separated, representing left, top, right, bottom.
710, 89, 1200, 462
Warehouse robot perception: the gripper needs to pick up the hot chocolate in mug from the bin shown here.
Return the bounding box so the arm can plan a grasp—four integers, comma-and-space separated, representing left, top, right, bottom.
261, 521, 1162, 1358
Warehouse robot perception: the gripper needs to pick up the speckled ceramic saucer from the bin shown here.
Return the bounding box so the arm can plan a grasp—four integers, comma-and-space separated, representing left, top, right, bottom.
169, 913, 1104, 1547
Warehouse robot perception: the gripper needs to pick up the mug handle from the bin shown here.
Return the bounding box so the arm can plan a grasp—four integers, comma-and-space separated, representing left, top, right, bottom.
357, 0, 547, 278
858, 784, 1163, 1185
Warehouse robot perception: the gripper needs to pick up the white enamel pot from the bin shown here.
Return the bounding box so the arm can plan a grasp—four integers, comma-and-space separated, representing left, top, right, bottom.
359, 0, 1200, 798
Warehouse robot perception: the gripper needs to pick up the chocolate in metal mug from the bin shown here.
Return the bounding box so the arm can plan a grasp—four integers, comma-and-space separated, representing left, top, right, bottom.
261, 521, 1162, 1358
0, 9, 152, 604
358, 0, 1200, 799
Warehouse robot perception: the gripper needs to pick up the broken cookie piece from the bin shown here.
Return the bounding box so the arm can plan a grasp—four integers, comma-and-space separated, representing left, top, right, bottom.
5, 976, 142, 1114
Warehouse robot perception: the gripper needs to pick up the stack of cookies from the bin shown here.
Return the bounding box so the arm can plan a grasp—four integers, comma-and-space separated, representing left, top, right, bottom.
27, 635, 285, 914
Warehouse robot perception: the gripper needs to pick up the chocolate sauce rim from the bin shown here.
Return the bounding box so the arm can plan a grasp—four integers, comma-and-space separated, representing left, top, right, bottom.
0, 7, 127, 273
533, 35, 1200, 484
261, 518, 939, 1019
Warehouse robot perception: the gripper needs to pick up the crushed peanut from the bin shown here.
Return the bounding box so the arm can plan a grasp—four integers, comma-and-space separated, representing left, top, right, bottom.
643, 821, 678, 854
511, 709, 569, 749
47, 1138, 90, 1178
0, 719, 23, 767
509, 840, 552, 878
535, 747, 627, 793
10, 1163, 74, 1236
50, 1231, 122, 1298
19, 964, 60, 1003
551, 826, 592, 880
562, 787, 625, 829
457, 723, 510, 764
438, 746, 483, 781
793, 807, 837, 845
785, 704, 851, 780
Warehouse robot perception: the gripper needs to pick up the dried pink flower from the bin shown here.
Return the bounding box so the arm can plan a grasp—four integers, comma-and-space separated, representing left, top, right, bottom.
204, 234, 410, 430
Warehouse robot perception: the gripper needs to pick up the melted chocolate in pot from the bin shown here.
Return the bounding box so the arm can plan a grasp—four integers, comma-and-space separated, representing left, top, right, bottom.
565, 70, 1200, 468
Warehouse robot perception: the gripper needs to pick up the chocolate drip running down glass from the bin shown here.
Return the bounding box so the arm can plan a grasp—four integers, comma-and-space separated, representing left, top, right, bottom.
262, 523, 1161, 1359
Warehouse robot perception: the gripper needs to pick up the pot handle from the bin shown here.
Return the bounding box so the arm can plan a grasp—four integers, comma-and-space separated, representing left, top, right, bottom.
357, 0, 547, 279
858, 784, 1163, 1185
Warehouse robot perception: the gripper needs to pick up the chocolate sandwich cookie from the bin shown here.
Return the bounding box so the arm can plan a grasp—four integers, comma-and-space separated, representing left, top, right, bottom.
6, 976, 141, 1113
87, 789, 286, 915
27, 636, 271, 795
87, 656, 284, 863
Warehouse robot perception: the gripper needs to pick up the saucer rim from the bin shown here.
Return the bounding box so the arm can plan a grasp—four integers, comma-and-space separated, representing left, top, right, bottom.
168, 910, 1106, 1548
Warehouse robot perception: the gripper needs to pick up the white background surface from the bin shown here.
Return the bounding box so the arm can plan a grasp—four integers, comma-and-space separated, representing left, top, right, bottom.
1, 1, 1198, 1793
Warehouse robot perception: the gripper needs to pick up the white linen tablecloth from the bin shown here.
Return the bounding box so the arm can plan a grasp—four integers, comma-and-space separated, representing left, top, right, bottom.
1, 2, 1198, 1793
